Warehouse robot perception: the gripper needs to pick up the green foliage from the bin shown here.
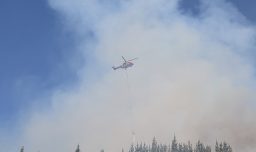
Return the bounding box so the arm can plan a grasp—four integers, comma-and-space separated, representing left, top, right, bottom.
17, 136, 232, 152
215, 141, 232, 152
75, 144, 80, 152
171, 136, 178, 152
20, 146, 24, 152
127, 137, 232, 152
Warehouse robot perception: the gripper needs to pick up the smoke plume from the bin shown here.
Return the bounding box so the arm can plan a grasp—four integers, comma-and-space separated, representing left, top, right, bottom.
9, 0, 256, 151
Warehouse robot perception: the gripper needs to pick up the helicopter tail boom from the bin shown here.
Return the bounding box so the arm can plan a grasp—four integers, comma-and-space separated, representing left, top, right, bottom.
112, 66, 119, 70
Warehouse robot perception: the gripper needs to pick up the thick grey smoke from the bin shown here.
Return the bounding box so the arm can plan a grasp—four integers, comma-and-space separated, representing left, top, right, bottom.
12, 0, 256, 151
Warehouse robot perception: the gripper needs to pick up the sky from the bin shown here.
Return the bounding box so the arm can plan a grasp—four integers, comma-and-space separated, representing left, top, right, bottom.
0, 0, 256, 151
0, 0, 80, 126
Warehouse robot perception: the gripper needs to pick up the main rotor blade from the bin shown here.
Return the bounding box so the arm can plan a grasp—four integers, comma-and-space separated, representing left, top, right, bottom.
122, 56, 127, 62
128, 57, 138, 61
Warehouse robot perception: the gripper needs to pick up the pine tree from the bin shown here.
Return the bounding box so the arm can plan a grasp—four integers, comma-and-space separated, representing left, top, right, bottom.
194, 140, 211, 152
182, 143, 190, 152
168, 144, 171, 152
178, 143, 183, 152
223, 142, 228, 152
20, 146, 24, 152
152, 137, 158, 152
126, 136, 232, 152
143, 143, 148, 152
215, 141, 219, 152
219, 143, 223, 152
135, 143, 139, 152
163, 144, 167, 152
188, 141, 193, 152
227, 145, 232, 152
171, 135, 178, 152
75, 144, 80, 152
205, 146, 211, 152
130, 144, 135, 152
221, 142, 232, 152
194, 140, 203, 152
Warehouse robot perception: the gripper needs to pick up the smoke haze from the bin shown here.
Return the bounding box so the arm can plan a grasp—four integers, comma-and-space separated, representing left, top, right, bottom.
6, 0, 256, 151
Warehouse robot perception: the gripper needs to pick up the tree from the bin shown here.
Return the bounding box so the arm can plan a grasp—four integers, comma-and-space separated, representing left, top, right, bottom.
178, 143, 183, 152
205, 146, 211, 152
20, 146, 24, 152
215, 141, 232, 152
126, 136, 232, 152
129, 144, 135, 152
194, 140, 203, 152
215, 141, 220, 152
152, 137, 158, 152
171, 135, 178, 152
167, 144, 171, 152
219, 143, 223, 152
143, 143, 149, 152
188, 141, 193, 152
194, 140, 211, 152
75, 145, 80, 152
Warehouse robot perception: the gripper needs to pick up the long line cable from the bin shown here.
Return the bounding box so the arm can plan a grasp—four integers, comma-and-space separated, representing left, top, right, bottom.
124, 69, 136, 145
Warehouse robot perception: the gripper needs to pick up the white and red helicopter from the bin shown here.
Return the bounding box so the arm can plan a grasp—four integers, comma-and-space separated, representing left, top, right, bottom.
112, 56, 138, 70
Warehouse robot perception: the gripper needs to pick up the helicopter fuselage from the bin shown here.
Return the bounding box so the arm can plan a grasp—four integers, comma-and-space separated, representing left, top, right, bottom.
112, 56, 137, 70
122, 61, 134, 69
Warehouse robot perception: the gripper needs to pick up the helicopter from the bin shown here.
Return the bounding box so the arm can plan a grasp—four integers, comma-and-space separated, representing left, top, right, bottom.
112, 56, 138, 70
